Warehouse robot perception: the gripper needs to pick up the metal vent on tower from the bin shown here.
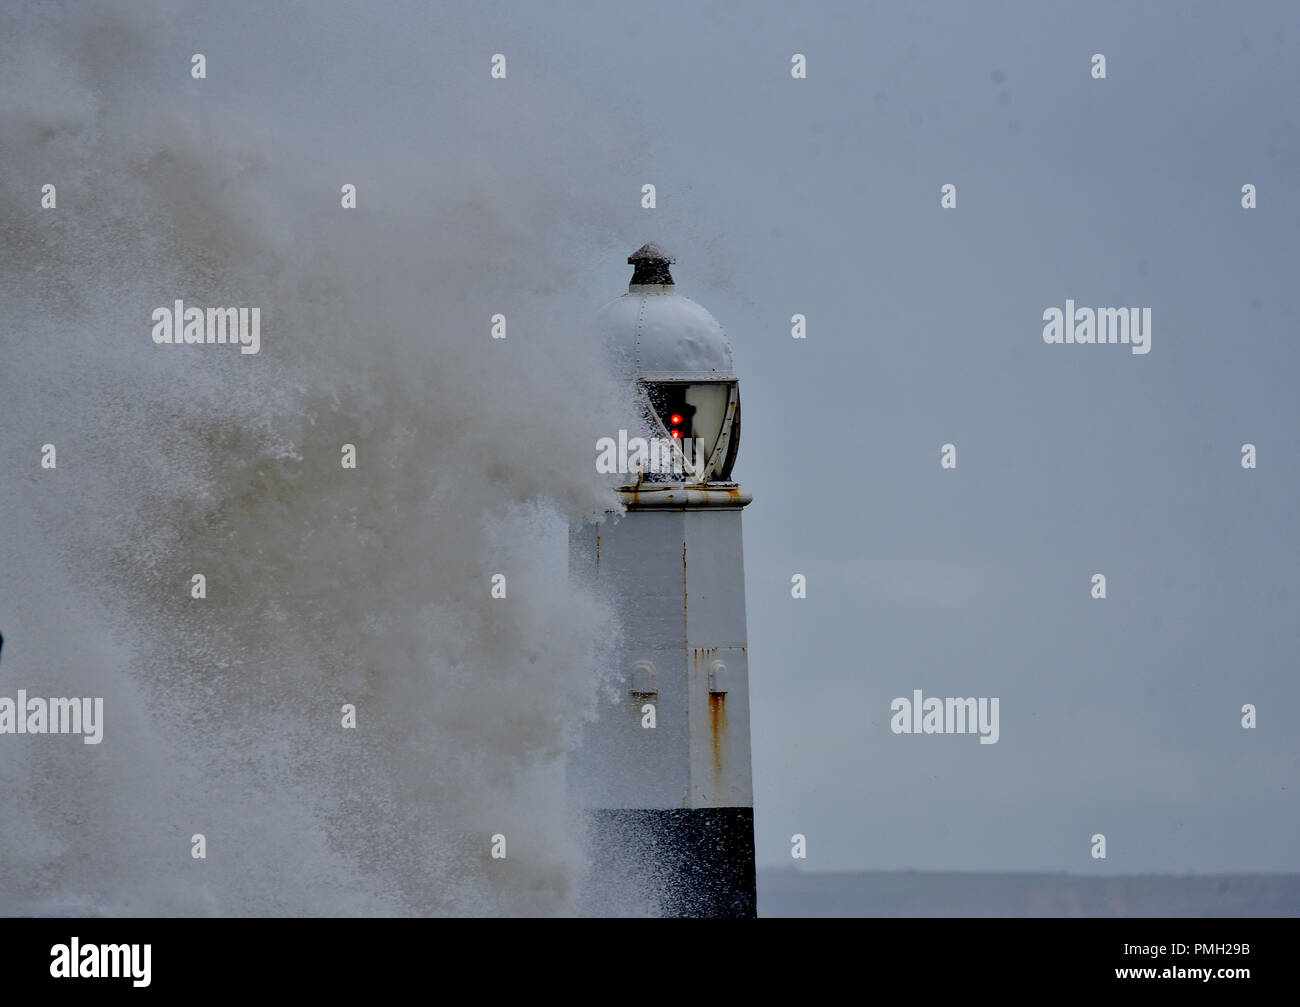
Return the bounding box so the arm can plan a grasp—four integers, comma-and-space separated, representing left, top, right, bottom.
627, 243, 675, 286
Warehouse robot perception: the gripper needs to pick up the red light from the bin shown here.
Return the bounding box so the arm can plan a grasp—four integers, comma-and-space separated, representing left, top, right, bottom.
670, 414, 683, 425
670, 430, 681, 439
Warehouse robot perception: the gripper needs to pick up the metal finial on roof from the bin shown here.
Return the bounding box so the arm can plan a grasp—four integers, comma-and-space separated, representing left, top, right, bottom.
628, 243, 675, 285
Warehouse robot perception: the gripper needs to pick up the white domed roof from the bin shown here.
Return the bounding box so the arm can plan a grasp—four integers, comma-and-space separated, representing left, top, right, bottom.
596, 285, 734, 382
597, 243, 735, 382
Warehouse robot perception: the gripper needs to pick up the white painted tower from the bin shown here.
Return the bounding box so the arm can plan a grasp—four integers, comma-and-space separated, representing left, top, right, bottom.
570, 244, 755, 917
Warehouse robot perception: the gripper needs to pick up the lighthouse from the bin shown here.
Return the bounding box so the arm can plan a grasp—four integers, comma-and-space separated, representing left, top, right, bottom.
570, 243, 756, 917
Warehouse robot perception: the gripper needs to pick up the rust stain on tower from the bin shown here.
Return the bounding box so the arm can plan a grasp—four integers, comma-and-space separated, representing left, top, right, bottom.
709, 691, 727, 788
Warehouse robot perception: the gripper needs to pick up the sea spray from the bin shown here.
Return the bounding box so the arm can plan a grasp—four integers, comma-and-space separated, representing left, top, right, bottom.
0, 0, 639, 915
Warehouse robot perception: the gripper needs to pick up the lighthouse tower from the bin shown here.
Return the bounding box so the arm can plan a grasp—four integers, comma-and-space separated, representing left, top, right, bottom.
570, 243, 756, 917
